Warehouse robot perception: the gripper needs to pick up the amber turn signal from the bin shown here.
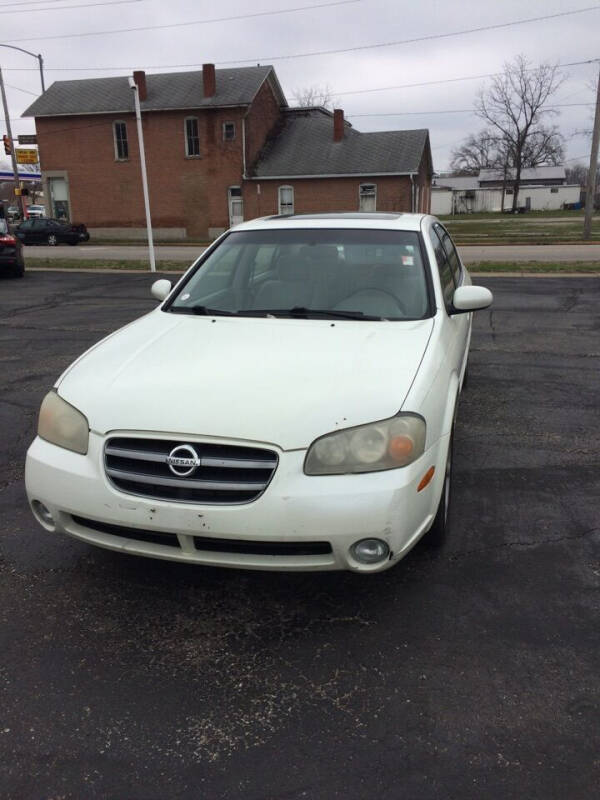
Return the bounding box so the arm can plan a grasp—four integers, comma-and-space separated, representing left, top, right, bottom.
417, 466, 435, 492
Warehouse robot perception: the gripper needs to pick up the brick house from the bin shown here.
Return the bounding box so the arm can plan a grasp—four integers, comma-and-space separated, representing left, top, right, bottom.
23, 65, 432, 239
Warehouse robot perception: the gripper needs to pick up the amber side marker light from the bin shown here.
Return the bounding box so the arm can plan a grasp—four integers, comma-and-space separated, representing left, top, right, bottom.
417, 466, 435, 492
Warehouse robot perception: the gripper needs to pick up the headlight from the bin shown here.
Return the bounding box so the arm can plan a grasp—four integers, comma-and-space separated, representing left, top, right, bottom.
38, 390, 89, 455
304, 414, 426, 475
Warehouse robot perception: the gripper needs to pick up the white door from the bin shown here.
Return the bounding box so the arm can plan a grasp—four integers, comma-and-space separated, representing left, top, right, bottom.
228, 187, 243, 226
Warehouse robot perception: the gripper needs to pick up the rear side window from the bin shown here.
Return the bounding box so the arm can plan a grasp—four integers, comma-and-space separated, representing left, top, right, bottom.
430, 228, 455, 309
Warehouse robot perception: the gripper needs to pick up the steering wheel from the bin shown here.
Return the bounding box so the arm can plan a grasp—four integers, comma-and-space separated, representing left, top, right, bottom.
338, 288, 409, 316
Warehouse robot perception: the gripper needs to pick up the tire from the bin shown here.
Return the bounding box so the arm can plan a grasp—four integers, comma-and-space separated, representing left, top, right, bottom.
13, 263, 25, 278
47, 233, 58, 246
426, 430, 454, 548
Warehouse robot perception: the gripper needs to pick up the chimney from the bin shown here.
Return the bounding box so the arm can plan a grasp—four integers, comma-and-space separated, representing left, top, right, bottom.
203, 63, 216, 98
333, 108, 344, 142
133, 70, 147, 101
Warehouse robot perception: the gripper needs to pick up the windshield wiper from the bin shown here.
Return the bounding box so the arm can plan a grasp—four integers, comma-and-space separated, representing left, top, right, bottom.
249, 307, 383, 320
170, 305, 384, 320
170, 304, 238, 316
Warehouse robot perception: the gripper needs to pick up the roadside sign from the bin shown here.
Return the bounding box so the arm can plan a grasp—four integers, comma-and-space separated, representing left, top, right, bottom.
15, 148, 38, 164
18, 134, 37, 145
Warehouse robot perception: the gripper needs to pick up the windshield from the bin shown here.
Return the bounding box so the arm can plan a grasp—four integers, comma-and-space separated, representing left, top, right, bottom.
168, 229, 431, 320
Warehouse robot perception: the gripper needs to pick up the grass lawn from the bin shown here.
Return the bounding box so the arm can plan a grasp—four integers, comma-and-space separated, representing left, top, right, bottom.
437, 209, 590, 221
468, 261, 600, 273
26, 258, 185, 271
441, 215, 599, 244
25, 258, 600, 275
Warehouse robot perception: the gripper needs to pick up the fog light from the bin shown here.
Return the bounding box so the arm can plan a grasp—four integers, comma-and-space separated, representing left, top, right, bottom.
350, 538, 390, 565
31, 500, 55, 529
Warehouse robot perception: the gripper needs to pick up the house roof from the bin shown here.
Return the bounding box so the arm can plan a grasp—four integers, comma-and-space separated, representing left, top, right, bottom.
251, 108, 430, 178
22, 66, 286, 117
478, 166, 566, 182
432, 175, 479, 190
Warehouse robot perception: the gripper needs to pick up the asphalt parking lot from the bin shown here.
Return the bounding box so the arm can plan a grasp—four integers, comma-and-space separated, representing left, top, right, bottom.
1, 270, 599, 799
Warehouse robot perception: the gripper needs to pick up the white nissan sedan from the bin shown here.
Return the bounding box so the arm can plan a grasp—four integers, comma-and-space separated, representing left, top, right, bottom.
26, 213, 492, 573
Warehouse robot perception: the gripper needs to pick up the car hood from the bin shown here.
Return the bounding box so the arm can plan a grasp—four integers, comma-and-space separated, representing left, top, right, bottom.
57, 311, 434, 450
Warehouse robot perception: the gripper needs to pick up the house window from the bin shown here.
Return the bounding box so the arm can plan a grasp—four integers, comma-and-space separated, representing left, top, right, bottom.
185, 117, 200, 157
223, 122, 236, 141
113, 121, 128, 160
359, 183, 377, 212
550, 187, 559, 193
278, 185, 294, 215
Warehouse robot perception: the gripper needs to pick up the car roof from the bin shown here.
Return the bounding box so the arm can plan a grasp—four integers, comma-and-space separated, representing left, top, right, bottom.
232, 212, 430, 233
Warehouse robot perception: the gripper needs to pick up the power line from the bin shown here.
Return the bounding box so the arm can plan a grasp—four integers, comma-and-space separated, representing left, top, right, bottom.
215, 5, 600, 65
3, 0, 146, 12
334, 59, 600, 98
347, 103, 596, 118
0, 0, 66, 6
0, 0, 361, 43
5, 82, 38, 95
2, 56, 598, 91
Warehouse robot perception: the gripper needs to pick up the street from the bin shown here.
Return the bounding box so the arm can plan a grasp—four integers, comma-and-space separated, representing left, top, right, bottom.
1, 271, 599, 799
22, 241, 600, 264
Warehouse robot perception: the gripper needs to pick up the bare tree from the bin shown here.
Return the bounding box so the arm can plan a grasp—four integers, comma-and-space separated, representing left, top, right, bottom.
476, 55, 564, 210
565, 163, 588, 186
565, 162, 600, 188
292, 84, 339, 109
450, 129, 503, 174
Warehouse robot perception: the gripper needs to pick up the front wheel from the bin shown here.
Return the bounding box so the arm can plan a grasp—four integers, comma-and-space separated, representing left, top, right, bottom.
426, 431, 453, 547
47, 233, 58, 246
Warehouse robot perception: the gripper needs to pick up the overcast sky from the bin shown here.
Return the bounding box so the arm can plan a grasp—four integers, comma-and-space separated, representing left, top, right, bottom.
1, 0, 598, 171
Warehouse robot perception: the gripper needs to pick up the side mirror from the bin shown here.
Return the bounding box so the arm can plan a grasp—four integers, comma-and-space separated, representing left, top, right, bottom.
452, 285, 493, 314
151, 279, 172, 302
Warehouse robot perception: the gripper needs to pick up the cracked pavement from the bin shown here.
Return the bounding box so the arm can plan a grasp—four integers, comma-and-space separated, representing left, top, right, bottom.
1, 271, 599, 799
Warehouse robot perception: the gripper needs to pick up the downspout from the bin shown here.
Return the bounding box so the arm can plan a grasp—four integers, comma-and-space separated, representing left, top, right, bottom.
242, 115, 247, 179
410, 174, 416, 212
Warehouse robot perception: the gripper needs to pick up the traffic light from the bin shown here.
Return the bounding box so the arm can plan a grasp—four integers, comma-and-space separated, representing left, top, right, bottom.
3, 135, 11, 155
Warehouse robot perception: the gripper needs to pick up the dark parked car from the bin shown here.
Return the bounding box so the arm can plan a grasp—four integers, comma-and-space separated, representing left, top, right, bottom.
0, 217, 25, 278
15, 218, 90, 246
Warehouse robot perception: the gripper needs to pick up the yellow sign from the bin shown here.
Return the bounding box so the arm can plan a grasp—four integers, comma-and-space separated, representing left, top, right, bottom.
15, 148, 39, 164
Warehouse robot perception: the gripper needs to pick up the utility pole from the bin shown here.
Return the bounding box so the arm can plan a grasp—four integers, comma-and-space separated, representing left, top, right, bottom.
583, 62, 600, 240
0, 66, 24, 218
129, 76, 155, 272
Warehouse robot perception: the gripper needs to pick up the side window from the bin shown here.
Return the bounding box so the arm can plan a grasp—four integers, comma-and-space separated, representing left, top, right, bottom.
431, 228, 455, 309
435, 223, 462, 286
223, 122, 236, 141
185, 117, 200, 157
113, 121, 128, 160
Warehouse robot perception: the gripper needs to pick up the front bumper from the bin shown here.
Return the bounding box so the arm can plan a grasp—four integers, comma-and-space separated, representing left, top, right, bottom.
25, 431, 448, 573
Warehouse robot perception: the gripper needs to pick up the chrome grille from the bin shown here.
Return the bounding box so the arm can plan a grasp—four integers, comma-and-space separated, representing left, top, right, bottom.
104, 436, 278, 504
